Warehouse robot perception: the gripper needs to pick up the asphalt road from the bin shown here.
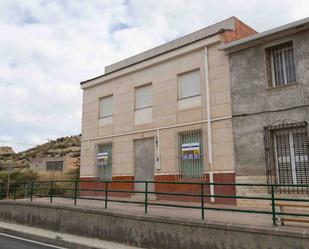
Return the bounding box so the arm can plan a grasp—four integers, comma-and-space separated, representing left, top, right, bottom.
0, 233, 67, 249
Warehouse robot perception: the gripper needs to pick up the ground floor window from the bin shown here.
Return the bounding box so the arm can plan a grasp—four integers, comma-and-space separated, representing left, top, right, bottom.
96, 143, 112, 180
46, 161, 63, 171
178, 129, 204, 179
265, 121, 309, 193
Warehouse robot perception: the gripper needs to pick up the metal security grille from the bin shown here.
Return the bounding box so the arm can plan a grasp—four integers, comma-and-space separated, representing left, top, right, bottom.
264, 121, 309, 193
267, 42, 296, 87
178, 130, 204, 180
46, 161, 63, 171
96, 143, 112, 180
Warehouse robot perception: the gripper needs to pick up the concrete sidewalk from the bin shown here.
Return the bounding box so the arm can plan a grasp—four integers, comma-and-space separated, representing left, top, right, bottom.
16, 197, 309, 230
1, 200, 309, 249
0, 220, 143, 249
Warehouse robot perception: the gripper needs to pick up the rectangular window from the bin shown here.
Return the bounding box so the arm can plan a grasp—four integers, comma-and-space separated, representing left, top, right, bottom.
178, 130, 204, 179
265, 122, 309, 193
266, 42, 296, 87
46, 161, 63, 171
99, 95, 113, 118
96, 143, 112, 180
135, 84, 152, 109
179, 70, 201, 99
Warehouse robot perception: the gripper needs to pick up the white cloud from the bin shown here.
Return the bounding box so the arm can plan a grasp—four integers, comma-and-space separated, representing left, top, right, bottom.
0, 0, 308, 152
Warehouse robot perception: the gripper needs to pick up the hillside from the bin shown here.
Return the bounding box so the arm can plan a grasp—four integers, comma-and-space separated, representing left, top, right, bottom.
0, 135, 81, 170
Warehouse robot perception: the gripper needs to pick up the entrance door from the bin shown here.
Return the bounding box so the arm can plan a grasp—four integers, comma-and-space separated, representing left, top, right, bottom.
134, 138, 155, 194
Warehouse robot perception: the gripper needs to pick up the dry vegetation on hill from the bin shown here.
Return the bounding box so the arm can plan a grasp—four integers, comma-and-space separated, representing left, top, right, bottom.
0, 135, 81, 170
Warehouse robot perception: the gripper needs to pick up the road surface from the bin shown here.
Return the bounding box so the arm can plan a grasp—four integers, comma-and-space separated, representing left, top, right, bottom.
0, 233, 67, 249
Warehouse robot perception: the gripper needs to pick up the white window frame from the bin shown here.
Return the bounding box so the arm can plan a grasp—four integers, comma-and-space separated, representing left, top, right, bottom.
267, 42, 296, 87
99, 95, 113, 118
274, 130, 308, 185
135, 83, 153, 110
178, 69, 201, 100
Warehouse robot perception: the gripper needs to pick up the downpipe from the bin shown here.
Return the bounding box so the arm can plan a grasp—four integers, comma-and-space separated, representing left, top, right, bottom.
204, 47, 215, 204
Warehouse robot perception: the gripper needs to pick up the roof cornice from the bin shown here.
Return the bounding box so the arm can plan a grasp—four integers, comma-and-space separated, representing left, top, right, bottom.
80, 17, 238, 87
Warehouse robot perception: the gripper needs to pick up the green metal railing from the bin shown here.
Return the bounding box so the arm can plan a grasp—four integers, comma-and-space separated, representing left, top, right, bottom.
1, 180, 309, 226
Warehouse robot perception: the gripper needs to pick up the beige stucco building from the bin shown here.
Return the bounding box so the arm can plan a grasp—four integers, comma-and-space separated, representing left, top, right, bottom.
80, 17, 256, 204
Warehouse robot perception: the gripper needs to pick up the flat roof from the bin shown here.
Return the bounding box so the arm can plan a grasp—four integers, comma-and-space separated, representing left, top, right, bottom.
221, 17, 309, 51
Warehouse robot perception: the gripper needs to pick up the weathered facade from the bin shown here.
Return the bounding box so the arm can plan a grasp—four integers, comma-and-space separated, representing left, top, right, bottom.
222, 17, 309, 205
0, 147, 14, 155
29, 155, 79, 174
80, 17, 256, 204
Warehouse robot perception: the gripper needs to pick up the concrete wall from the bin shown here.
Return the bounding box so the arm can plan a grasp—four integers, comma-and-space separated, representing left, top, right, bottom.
0, 202, 308, 249
229, 30, 309, 187
81, 34, 235, 182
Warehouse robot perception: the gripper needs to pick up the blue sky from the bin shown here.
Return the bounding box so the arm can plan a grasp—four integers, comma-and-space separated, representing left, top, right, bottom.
0, 0, 308, 152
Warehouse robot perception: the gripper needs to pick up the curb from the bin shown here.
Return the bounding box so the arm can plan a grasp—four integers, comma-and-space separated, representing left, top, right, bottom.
0, 226, 102, 249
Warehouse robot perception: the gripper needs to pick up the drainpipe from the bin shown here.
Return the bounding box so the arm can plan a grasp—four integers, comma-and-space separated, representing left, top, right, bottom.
204, 47, 215, 204
155, 129, 161, 170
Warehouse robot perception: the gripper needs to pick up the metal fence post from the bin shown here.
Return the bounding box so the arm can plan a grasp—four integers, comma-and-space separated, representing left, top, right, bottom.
13, 183, 16, 201
144, 181, 148, 214
30, 181, 34, 202
74, 180, 78, 205
6, 181, 10, 200
201, 183, 205, 220
50, 181, 53, 203
24, 183, 27, 199
271, 184, 276, 225
104, 182, 108, 209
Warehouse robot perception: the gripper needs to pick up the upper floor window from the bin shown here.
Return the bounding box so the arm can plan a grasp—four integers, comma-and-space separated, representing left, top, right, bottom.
135, 84, 152, 109
179, 70, 201, 99
99, 95, 113, 118
266, 42, 296, 87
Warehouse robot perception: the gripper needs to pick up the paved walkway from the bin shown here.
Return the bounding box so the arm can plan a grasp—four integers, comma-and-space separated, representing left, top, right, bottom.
16, 197, 309, 231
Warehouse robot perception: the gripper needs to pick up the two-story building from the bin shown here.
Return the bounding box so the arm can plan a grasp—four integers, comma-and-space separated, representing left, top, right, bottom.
222, 17, 309, 206
80, 17, 256, 204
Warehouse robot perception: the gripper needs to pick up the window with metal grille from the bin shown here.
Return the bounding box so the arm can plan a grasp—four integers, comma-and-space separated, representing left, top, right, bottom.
46, 161, 63, 171
96, 143, 112, 180
178, 130, 204, 180
264, 122, 309, 193
266, 41, 296, 87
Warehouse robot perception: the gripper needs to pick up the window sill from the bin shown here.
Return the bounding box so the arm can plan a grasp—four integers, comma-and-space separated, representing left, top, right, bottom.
266, 82, 300, 91
178, 94, 201, 101
178, 95, 201, 110
98, 116, 113, 126
134, 105, 153, 111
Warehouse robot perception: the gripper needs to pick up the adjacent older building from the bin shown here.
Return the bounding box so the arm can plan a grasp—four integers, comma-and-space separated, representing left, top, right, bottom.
80, 17, 256, 204
0, 147, 14, 155
222, 17, 309, 204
